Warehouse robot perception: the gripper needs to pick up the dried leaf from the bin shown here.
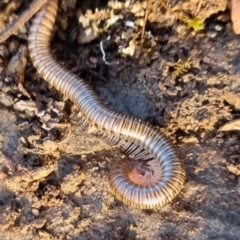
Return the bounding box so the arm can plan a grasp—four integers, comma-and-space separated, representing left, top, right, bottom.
231, 0, 240, 34
218, 119, 240, 131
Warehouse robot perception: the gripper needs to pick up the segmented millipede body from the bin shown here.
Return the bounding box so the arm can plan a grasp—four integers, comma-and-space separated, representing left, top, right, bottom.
27, 0, 185, 209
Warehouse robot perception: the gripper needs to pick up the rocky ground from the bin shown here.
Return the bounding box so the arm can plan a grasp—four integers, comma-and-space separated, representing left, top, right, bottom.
0, 0, 240, 239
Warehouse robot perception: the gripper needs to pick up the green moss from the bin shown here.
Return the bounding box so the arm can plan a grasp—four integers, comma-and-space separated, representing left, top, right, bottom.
158, 0, 205, 32
186, 18, 205, 32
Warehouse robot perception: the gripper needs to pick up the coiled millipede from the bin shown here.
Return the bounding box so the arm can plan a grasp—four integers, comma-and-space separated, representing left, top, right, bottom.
2, 0, 186, 209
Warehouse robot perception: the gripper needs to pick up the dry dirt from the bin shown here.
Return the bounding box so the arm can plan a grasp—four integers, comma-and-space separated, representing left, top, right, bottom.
0, 0, 240, 239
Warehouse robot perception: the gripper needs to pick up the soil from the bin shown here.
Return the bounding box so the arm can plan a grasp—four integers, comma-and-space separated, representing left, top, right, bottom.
0, 0, 240, 239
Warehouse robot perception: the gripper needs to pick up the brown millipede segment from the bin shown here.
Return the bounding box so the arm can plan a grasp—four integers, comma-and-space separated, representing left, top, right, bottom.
26, 0, 186, 209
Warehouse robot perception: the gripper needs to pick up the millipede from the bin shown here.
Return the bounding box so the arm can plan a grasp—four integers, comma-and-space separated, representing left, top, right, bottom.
0, 0, 186, 209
